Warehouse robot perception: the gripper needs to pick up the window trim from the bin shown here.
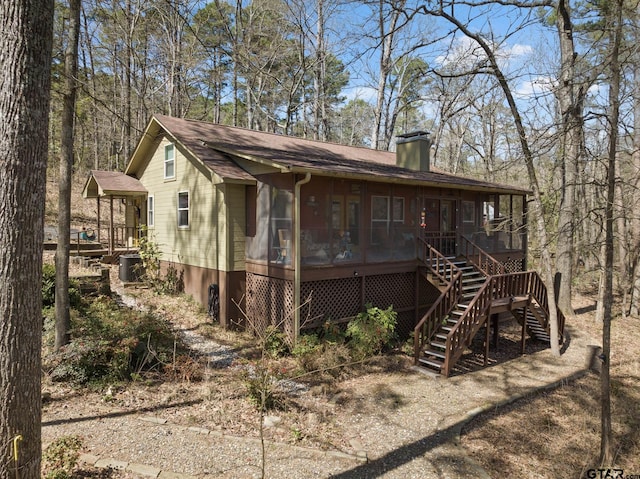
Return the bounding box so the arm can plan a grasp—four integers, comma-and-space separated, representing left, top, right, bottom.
177, 190, 189, 228
164, 143, 175, 180
147, 195, 154, 227
393, 197, 405, 223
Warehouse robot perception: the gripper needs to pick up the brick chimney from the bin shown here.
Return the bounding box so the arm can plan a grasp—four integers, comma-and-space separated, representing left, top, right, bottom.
396, 131, 431, 172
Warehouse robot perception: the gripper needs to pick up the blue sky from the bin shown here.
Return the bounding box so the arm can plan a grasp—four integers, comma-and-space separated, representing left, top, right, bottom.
336, 1, 559, 109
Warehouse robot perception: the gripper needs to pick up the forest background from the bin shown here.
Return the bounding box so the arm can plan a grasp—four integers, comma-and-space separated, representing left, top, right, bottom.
49, 0, 640, 320
0, 0, 629, 473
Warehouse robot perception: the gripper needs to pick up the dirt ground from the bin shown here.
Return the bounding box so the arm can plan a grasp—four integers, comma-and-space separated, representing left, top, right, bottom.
44, 261, 640, 478
460, 293, 640, 478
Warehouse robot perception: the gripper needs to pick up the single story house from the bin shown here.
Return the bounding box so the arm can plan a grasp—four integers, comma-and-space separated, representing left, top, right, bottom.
83, 114, 564, 376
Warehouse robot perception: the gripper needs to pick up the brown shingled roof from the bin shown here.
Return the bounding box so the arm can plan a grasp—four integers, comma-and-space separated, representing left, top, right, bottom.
151, 115, 529, 195
83, 170, 147, 198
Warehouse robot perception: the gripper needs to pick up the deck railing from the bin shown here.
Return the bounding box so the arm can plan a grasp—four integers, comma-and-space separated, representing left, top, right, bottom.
459, 234, 506, 276
421, 231, 457, 257
442, 270, 565, 376
70, 226, 141, 254
414, 238, 463, 364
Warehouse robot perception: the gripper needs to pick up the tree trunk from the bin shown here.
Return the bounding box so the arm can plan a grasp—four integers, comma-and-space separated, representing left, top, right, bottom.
554, 0, 583, 318
629, 4, 640, 318
370, 0, 400, 150
433, 7, 561, 355
0, 1, 54, 477
599, 0, 623, 465
55, 0, 81, 351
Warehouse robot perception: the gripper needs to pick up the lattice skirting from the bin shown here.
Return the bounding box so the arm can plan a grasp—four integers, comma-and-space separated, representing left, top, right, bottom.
246, 271, 437, 343
502, 258, 526, 273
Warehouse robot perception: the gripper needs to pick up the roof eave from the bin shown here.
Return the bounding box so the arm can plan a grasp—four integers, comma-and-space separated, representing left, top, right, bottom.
284, 166, 530, 195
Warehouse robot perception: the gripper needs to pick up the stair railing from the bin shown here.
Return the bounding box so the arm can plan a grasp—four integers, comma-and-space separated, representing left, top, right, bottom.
524, 271, 566, 339
414, 238, 463, 365
442, 271, 565, 375
442, 277, 493, 376
459, 234, 505, 276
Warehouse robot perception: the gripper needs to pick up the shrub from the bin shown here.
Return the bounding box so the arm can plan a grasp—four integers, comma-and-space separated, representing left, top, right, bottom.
291, 333, 321, 357
263, 325, 289, 358
158, 262, 184, 295
320, 320, 346, 344
137, 227, 161, 286
42, 435, 83, 479
242, 363, 286, 411
42, 263, 82, 309
346, 304, 397, 359
138, 229, 185, 295
309, 343, 352, 376
44, 296, 190, 384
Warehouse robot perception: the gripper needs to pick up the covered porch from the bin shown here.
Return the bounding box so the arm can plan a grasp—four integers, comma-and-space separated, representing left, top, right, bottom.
81, 170, 148, 260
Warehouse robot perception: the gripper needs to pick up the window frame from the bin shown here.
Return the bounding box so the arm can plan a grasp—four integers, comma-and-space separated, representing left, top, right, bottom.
371, 195, 390, 243
164, 143, 175, 180
392, 197, 405, 223
147, 195, 154, 227
177, 190, 189, 228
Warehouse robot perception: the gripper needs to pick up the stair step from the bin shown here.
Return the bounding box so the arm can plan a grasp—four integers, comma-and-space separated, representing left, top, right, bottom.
462, 284, 482, 291
424, 348, 446, 359
418, 357, 443, 370
430, 340, 446, 350
435, 333, 448, 341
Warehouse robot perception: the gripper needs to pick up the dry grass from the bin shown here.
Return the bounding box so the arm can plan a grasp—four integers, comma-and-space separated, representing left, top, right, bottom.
47, 174, 640, 477
460, 293, 640, 477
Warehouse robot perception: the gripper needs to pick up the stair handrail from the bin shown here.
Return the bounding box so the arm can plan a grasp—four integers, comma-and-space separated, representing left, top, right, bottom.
442, 276, 494, 376
442, 271, 565, 376
459, 234, 506, 276
414, 238, 463, 364
442, 272, 532, 376
525, 271, 566, 339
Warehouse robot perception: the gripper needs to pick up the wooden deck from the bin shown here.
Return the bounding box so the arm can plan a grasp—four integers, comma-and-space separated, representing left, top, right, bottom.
44, 241, 137, 263
489, 295, 530, 314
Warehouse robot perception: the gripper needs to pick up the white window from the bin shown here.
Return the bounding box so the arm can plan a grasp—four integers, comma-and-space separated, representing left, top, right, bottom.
178, 191, 189, 228
147, 195, 154, 227
164, 143, 175, 179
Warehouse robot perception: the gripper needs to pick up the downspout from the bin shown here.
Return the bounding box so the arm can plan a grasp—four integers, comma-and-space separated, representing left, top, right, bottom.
294, 172, 311, 343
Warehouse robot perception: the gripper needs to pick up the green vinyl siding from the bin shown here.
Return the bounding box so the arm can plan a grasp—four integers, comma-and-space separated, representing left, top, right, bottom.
136, 137, 246, 273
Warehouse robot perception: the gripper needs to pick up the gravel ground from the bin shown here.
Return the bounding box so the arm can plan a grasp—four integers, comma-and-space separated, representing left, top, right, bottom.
41, 264, 594, 478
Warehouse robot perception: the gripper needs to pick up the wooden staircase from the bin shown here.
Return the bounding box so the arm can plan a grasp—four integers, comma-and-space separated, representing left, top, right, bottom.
414, 238, 565, 377
419, 258, 486, 372
513, 304, 551, 343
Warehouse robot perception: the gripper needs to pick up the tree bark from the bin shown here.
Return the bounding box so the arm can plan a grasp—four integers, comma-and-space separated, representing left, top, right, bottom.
56, 0, 81, 352
630, 2, 640, 318
554, 0, 583, 317
431, 7, 561, 356
599, 0, 623, 465
0, 1, 54, 477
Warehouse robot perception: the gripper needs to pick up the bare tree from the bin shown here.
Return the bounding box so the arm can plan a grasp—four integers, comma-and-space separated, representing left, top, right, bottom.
554, 0, 587, 317
599, 0, 623, 464
56, 0, 82, 352
0, 0, 54, 477
417, 2, 562, 355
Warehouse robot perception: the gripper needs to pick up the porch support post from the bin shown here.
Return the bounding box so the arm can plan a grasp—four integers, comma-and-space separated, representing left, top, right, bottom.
97, 197, 101, 243
492, 313, 499, 350
521, 299, 530, 355
293, 173, 311, 344
109, 195, 114, 255
484, 315, 490, 366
